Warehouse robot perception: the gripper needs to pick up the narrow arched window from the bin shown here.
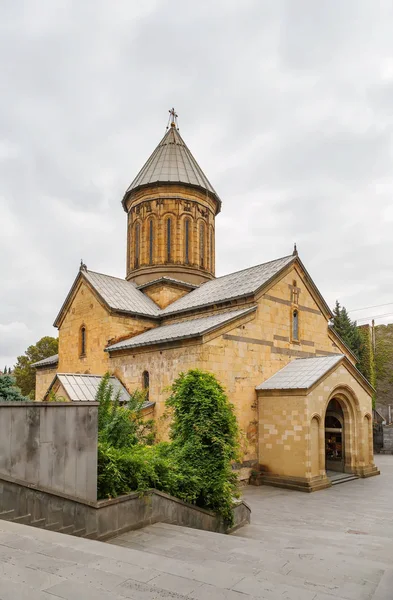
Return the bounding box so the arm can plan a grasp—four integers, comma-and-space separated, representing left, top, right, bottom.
149, 220, 154, 265
80, 326, 86, 357
134, 223, 140, 268
199, 222, 205, 268
292, 310, 299, 341
184, 219, 190, 264
142, 370, 149, 401
166, 218, 172, 262
210, 227, 213, 270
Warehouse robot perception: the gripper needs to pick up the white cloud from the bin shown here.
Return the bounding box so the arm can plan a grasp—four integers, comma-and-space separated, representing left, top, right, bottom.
1, 0, 393, 366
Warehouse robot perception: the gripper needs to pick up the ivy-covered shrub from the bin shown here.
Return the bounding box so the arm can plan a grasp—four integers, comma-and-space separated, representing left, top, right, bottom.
166, 369, 240, 523
97, 373, 155, 448
96, 370, 240, 525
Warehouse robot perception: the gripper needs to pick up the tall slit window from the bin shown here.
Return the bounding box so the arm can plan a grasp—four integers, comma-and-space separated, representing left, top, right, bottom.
210, 227, 213, 270
292, 309, 299, 341
184, 219, 190, 264
199, 222, 205, 268
166, 218, 172, 262
80, 326, 86, 357
142, 370, 149, 401
149, 220, 154, 265
134, 223, 140, 268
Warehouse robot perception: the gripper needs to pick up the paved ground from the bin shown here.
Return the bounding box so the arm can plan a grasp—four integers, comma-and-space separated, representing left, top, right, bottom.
0, 456, 391, 599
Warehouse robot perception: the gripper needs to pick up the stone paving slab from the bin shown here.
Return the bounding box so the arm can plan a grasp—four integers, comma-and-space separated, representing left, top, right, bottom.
0, 456, 391, 599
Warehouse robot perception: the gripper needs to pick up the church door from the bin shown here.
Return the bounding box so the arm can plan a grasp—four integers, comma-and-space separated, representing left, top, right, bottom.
325, 399, 345, 473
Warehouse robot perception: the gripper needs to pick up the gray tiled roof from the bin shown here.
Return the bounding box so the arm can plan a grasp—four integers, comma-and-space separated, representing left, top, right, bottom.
47, 373, 130, 403
256, 355, 344, 391
124, 126, 220, 203
32, 354, 59, 368
137, 277, 198, 291
161, 255, 295, 316
83, 270, 160, 318
106, 307, 256, 352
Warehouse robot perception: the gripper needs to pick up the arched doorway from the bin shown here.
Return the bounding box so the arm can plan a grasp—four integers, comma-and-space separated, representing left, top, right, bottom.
325, 398, 344, 473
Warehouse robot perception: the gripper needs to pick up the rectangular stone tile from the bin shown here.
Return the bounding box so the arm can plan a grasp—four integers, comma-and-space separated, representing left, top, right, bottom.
44, 579, 126, 600
233, 574, 318, 600
55, 564, 129, 591
116, 578, 188, 599
17, 551, 77, 575
150, 572, 203, 595
0, 561, 65, 591
189, 582, 256, 600
87, 557, 159, 583
37, 544, 103, 565
0, 579, 55, 600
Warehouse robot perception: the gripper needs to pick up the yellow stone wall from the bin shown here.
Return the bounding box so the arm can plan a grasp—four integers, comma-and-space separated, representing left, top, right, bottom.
125, 184, 217, 285
257, 362, 375, 485
109, 265, 347, 465
57, 280, 157, 374
142, 283, 190, 309
35, 366, 57, 401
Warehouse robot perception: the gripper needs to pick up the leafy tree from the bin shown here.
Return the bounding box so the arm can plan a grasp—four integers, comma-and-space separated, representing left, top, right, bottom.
0, 374, 27, 402
166, 369, 240, 524
375, 324, 393, 407
13, 336, 58, 399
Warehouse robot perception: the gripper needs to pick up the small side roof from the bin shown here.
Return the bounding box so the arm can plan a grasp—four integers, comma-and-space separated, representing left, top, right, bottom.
106, 306, 256, 352
54, 268, 160, 327
46, 373, 154, 410
160, 255, 295, 317
32, 354, 59, 368
137, 277, 198, 291
256, 355, 344, 391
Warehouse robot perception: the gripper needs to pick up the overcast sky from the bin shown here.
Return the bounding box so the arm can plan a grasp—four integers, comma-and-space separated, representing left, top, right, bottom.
1, 0, 393, 368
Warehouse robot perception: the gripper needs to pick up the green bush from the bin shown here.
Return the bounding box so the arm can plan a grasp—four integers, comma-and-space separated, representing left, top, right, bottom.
97, 373, 155, 448
166, 369, 240, 524
96, 370, 240, 525
0, 374, 27, 402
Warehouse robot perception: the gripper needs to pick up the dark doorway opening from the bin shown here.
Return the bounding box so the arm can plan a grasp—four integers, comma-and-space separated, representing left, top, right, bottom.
325, 399, 344, 473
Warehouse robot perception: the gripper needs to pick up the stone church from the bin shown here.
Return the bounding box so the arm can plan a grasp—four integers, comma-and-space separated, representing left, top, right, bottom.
34, 110, 378, 491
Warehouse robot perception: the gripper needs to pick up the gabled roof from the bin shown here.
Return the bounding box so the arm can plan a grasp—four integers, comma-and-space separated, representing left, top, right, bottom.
46, 373, 154, 409
106, 307, 256, 352
54, 268, 160, 327
256, 355, 343, 391
160, 255, 295, 317
122, 125, 221, 209
32, 354, 59, 368
137, 277, 198, 291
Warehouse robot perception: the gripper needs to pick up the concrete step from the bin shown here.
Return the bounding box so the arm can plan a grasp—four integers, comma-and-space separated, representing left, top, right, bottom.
84, 531, 98, 540
45, 522, 61, 531
0, 510, 16, 521
72, 528, 87, 537
58, 525, 75, 535
29, 518, 46, 528
12, 514, 32, 525
331, 475, 359, 485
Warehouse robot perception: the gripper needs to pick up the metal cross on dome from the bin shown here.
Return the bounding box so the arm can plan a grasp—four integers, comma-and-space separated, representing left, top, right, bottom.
167, 107, 179, 129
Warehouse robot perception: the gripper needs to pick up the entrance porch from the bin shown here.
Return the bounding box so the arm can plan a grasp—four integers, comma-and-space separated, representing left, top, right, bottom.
256, 355, 379, 492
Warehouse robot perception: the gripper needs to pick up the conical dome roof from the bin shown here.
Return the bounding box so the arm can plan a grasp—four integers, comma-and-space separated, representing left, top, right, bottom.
123, 123, 221, 208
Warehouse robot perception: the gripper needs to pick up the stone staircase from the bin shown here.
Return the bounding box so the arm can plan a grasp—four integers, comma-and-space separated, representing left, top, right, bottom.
0, 508, 99, 539
327, 471, 359, 485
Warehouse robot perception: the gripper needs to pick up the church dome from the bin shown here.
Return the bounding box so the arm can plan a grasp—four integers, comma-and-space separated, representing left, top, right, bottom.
122, 112, 221, 212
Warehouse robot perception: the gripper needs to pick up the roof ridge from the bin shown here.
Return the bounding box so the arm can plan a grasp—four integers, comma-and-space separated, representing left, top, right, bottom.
85, 269, 137, 285
213, 254, 295, 281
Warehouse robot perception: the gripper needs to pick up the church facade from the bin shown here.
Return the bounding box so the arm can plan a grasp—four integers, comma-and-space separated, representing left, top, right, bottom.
34, 111, 379, 491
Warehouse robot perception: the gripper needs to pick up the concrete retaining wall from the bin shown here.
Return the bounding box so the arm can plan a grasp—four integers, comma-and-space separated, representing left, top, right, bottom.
382, 426, 393, 454
0, 476, 250, 539
0, 402, 98, 501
